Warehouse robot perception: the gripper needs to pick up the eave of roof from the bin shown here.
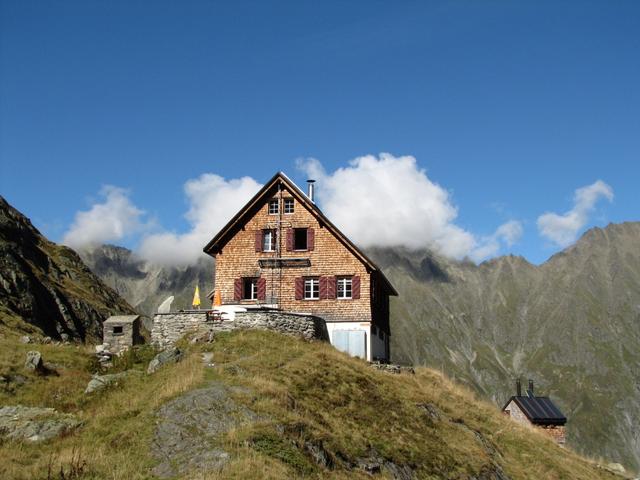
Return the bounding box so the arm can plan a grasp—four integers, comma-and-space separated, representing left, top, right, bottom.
203, 171, 398, 295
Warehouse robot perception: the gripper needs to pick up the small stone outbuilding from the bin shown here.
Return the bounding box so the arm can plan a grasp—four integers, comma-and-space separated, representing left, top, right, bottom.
502, 379, 567, 446
103, 315, 142, 354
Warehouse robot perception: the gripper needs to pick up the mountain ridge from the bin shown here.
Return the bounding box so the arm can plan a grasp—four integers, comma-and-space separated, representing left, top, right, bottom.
0, 196, 136, 340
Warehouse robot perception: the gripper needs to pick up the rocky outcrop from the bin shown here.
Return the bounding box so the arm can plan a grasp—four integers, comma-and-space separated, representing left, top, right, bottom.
147, 347, 183, 374
0, 196, 136, 340
84, 370, 140, 394
0, 405, 82, 441
151, 383, 258, 478
24, 351, 44, 372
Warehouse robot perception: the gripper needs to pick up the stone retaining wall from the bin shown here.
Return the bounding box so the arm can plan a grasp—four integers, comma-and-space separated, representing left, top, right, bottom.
151, 310, 327, 348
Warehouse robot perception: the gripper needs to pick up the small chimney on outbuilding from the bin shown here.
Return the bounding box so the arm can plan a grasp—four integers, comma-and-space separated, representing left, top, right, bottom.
307, 179, 316, 203
516, 378, 522, 396
527, 379, 534, 397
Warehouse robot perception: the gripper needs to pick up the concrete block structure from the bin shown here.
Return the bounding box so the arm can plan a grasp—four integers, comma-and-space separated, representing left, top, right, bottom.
103, 315, 142, 354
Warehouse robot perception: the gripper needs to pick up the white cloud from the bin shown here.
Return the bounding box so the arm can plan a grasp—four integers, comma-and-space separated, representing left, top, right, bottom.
137, 174, 262, 266
299, 153, 521, 261
470, 220, 524, 261
536, 180, 613, 247
62, 186, 146, 250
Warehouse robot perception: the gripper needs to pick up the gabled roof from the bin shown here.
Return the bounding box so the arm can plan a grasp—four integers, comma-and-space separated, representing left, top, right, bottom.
503, 394, 566, 426
203, 171, 397, 295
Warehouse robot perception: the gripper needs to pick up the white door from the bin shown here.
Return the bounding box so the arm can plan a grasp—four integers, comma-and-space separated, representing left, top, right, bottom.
332, 330, 367, 359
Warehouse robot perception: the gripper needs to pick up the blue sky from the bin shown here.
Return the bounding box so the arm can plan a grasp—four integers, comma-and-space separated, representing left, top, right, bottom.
1, 1, 638, 265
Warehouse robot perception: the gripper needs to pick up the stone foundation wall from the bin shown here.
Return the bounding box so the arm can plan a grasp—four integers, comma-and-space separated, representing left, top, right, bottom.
539, 425, 566, 446
151, 310, 327, 348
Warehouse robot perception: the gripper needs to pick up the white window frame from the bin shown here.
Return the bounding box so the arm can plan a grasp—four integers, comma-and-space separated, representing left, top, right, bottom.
243, 278, 258, 300
337, 276, 352, 299
263, 230, 276, 252
284, 198, 294, 214
304, 278, 319, 300
268, 199, 279, 215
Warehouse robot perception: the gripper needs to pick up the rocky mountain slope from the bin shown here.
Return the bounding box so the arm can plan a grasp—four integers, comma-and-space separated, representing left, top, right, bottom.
0, 329, 625, 479
368, 222, 640, 471
0, 196, 136, 340
79, 245, 213, 315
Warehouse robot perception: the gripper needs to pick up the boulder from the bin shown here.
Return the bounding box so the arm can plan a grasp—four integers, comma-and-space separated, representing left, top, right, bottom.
20, 335, 31, 344
606, 463, 626, 474
147, 348, 183, 374
24, 351, 44, 372
85, 371, 139, 394
0, 405, 82, 442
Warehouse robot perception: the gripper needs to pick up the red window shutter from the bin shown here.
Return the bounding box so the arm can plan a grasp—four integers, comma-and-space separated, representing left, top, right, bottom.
286, 228, 293, 252
319, 276, 328, 300
255, 230, 263, 252
326, 276, 336, 299
307, 228, 315, 251
352, 276, 361, 299
234, 278, 242, 301
257, 278, 266, 301
295, 277, 304, 300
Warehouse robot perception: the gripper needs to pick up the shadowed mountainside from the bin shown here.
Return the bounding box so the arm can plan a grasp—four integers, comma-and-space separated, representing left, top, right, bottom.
0, 196, 136, 340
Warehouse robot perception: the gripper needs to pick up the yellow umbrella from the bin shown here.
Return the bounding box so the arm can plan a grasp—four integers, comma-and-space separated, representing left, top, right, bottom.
213, 289, 222, 307
192, 285, 201, 309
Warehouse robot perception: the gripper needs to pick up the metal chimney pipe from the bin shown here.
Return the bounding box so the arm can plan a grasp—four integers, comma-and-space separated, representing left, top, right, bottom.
528, 379, 534, 397
516, 378, 521, 396
307, 179, 316, 203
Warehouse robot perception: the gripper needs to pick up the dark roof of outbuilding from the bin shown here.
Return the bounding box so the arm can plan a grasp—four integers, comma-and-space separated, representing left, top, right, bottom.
503, 394, 567, 426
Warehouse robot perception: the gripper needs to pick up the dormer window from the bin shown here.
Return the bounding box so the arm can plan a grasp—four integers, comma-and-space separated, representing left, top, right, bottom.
268, 199, 279, 215
284, 198, 294, 214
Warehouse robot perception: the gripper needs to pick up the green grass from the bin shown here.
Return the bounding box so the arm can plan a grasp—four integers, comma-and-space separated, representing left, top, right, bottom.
0, 329, 625, 479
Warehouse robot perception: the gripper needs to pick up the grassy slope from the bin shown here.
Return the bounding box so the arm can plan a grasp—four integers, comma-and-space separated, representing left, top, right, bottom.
0, 330, 622, 480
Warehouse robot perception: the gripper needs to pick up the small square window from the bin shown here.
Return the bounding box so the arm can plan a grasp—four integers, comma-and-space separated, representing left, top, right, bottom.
284, 198, 294, 214
304, 278, 319, 300
112, 325, 123, 335
268, 199, 279, 215
263, 230, 276, 252
337, 277, 352, 299
294, 228, 308, 250
243, 278, 258, 300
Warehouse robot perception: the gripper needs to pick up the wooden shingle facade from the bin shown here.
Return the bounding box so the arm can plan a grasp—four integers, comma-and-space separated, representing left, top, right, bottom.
203, 172, 397, 361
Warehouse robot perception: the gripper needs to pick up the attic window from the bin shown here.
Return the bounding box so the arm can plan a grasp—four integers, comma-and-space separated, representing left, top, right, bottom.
112, 326, 123, 335
294, 228, 308, 250
284, 198, 294, 214
268, 199, 279, 215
